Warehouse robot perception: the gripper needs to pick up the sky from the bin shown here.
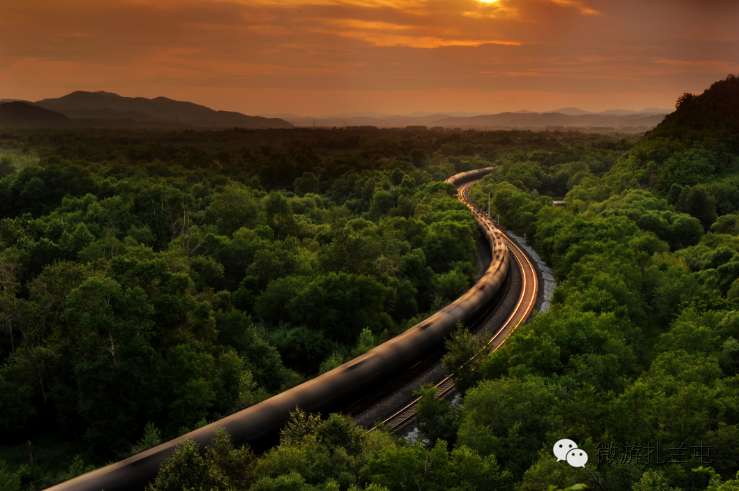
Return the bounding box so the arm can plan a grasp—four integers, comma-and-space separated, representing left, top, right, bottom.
1, 0, 738, 116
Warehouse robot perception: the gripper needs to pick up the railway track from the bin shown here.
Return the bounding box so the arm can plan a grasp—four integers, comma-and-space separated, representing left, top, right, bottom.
376, 178, 539, 434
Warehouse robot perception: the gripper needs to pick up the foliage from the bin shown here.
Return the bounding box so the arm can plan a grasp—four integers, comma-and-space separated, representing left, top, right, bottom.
0, 460, 21, 491
148, 420, 510, 491
455, 75, 739, 491
441, 322, 488, 393
413, 384, 461, 447
129, 422, 163, 457
607, 76, 739, 192
0, 124, 507, 481
7, 92, 739, 490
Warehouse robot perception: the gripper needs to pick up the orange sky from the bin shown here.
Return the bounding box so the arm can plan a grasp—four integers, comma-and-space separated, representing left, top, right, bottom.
1, 0, 738, 115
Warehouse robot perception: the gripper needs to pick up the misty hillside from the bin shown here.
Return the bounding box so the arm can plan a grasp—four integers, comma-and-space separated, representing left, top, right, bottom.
286, 108, 670, 130
35, 91, 293, 129
430, 111, 666, 130
0, 101, 72, 128
546, 107, 591, 116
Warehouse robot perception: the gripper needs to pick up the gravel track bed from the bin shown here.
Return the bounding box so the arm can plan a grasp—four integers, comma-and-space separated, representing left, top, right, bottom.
502, 229, 557, 314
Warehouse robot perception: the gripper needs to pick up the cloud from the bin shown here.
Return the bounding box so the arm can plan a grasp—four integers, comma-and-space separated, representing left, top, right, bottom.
0, 0, 737, 114
652, 57, 739, 73
317, 17, 520, 47
550, 0, 600, 15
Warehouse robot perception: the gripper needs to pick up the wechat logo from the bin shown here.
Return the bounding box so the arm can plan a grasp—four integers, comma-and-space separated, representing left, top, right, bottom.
554, 439, 607, 490
553, 438, 588, 468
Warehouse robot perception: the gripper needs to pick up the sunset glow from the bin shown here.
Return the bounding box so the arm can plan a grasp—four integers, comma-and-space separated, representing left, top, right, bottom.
1, 0, 738, 115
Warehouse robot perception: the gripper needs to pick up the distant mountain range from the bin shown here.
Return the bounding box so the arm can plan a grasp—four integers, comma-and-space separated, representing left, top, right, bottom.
267, 107, 671, 131
546, 107, 669, 117
0, 91, 671, 131
261, 107, 670, 121
0, 91, 293, 129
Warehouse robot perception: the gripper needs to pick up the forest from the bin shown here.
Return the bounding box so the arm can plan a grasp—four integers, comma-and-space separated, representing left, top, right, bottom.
3, 76, 739, 491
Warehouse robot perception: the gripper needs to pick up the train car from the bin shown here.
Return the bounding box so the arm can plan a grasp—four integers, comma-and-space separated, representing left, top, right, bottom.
445, 166, 499, 187
47, 167, 508, 491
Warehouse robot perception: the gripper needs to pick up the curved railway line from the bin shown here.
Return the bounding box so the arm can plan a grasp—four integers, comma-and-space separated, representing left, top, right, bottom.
46, 167, 538, 491
372, 176, 539, 434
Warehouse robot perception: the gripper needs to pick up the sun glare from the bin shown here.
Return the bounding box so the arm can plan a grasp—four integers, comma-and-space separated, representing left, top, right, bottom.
477, 0, 499, 3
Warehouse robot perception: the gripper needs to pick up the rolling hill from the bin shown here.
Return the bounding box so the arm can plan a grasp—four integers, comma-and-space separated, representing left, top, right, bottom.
34, 91, 293, 129
606, 74, 739, 191
0, 101, 73, 128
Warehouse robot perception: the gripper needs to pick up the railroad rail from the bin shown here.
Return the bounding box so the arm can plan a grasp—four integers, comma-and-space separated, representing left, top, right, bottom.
376, 177, 539, 434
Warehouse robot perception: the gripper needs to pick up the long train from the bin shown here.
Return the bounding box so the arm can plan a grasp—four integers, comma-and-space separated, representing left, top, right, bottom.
47, 167, 508, 491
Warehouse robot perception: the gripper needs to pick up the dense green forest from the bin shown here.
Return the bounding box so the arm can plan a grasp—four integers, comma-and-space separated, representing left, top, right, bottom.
107, 76, 739, 491
458, 75, 739, 490
0, 123, 633, 489
8, 74, 739, 490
